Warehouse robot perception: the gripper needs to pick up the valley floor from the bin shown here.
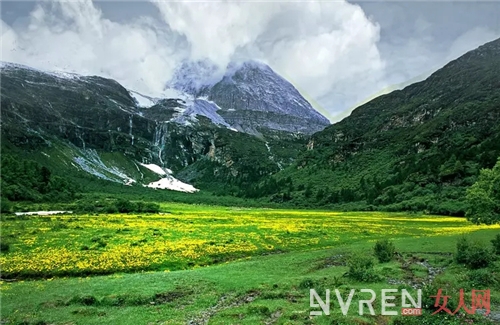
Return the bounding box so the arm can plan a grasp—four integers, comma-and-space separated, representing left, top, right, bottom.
1, 206, 499, 324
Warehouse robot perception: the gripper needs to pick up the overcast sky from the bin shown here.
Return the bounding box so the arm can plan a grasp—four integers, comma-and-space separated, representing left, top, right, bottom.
1, 1, 499, 121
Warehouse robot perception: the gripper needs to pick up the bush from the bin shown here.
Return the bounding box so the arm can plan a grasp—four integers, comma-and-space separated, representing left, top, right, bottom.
466, 158, 500, 225
135, 201, 160, 213
455, 236, 493, 269
0, 197, 12, 214
75, 201, 96, 213
96, 240, 107, 249
0, 240, 10, 253
455, 235, 470, 264
105, 204, 118, 213
51, 221, 69, 231
491, 233, 500, 255
142, 202, 160, 213
70, 295, 98, 306
347, 254, 380, 282
247, 305, 271, 316
298, 278, 315, 289
468, 269, 498, 288
374, 239, 395, 263
115, 199, 137, 213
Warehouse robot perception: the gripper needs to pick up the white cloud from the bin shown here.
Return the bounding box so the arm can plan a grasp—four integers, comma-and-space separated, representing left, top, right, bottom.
155, 1, 279, 68
154, 1, 385, 119
1, 0, 499, 121
1, 0, 385, 119
262, 3, 385, 116
1, 0, 182, 97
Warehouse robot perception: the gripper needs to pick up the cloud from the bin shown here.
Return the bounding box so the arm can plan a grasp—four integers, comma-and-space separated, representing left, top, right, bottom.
1, 0, 183, 96
2, 0, 385, 118
247, 2, 385, 117
154, 1, 279, 68
1, 0, 499, 121
155, 1, 385, 119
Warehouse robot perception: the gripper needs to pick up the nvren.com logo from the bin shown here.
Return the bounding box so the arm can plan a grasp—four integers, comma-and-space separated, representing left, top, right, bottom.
310, 288, 490, 316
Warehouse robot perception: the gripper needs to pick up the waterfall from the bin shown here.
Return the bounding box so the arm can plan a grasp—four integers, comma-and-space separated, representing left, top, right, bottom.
153, 122, 169, 166
129, 115, 134, 145
77, 129, 85, 150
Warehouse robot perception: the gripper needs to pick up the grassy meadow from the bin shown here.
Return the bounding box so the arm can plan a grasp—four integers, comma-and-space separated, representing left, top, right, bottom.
1, 204, 500, 324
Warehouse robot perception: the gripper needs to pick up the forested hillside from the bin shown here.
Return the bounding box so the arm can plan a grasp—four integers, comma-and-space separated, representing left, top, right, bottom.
256, 38, 500, 215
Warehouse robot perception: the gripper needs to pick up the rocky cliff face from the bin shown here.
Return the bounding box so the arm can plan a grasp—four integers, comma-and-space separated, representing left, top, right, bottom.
0, 61, 317, 191
170, 60, 331, 135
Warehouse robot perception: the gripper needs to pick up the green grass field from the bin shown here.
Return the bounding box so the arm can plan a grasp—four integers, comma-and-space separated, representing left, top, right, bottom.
1, 204, 500, 324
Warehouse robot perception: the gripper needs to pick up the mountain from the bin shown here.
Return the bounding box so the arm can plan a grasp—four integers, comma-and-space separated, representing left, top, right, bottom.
0, 61, 327, 198
170, 60, 331, 135
264, 37, 500, 214
4, 36, 498, 214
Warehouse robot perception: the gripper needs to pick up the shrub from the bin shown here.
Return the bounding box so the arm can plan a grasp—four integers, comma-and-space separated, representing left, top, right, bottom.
299, 278, 315, 289
466, 242, 494, 269
491, 233, 500, 255
90, 236, 107, 249
91, 236, 101, 242
75, 201, 96, 213
115, 199, 137, 213
455, 235, 470, 264
70, 295, 98, 306
248, 305, 271, 316
142, 202, 160, 213
134, 201, 160, 213
455, 236, 493, 269
105, 204, 118, 213
466, 158, 500, 225
347, 254, 379, 282
96, 240, 107, 249
468, 269, 498, 288
374, 239, 395, 263
0, 197, 12, 214
0, 240, 10, 253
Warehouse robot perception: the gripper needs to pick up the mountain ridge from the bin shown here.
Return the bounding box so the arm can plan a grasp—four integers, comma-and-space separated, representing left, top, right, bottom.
258, 37, 500, 214
0, 59, 323, 196
2, 37, 499, 215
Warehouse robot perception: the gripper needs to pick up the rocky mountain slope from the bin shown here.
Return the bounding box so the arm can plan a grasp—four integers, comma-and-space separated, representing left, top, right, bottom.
171, 61, 330, 135
0, 61, 327, 195
200, 62, 330, 134
268, 37, 500, 214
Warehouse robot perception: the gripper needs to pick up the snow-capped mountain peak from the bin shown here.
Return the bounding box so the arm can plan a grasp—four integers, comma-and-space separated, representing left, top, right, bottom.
167, 59, 330, 134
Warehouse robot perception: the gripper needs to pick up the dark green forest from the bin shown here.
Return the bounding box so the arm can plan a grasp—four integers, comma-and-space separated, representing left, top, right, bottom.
1, 154, 77, 210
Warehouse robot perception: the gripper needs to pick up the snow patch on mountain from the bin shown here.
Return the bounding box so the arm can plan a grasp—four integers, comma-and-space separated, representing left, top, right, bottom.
72, 149, 131, 183
1, 61, 82, 81
139, 163, 168, 176
172, 99, 231, 128
129, 90, 156, 108
162, 87, 193, 102
125, 179, 136, 186
145, 176, 198, 193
